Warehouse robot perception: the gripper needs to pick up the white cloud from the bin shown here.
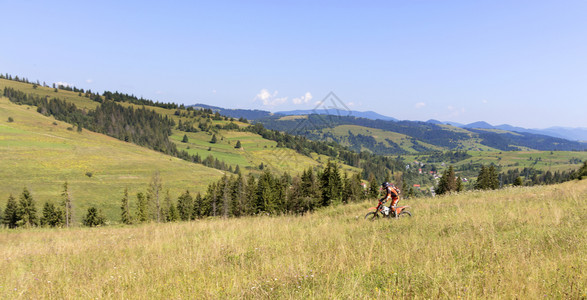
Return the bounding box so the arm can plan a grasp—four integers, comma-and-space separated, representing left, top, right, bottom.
292, 92, 313, 105
347, 102, 355, 107
447, 105, 465, 117
85, 79, 93, 84
55, 81, 71, 87
254, 89, 288, 107
415, 102, 426, 109
212, 89, 217, 94
482, 99, 488, 104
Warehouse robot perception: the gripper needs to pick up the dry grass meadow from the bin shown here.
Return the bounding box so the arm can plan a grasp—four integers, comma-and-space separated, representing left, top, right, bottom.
1, 180, 585, 299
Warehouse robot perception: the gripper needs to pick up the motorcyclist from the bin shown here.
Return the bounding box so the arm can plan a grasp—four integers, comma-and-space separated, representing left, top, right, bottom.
380, 182, 400, 217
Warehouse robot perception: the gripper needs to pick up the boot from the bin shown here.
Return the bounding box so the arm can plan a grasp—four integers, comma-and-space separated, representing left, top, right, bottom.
389, 206, 395, 217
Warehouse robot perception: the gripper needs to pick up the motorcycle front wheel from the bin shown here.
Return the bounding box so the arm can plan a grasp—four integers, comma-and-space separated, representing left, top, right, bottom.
364, 212, 380, 221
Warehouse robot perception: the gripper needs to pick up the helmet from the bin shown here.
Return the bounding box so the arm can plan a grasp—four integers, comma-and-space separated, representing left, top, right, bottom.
381, 182, 390, 188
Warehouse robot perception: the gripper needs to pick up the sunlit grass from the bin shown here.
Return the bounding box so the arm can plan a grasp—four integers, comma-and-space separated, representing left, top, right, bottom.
1, 180, 584, 298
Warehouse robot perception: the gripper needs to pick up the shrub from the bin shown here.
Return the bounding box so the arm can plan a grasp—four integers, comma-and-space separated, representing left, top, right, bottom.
8, 117, 14, 122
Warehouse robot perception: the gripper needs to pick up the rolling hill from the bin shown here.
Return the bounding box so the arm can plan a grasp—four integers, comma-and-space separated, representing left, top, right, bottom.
258, 114, 587, 154
0, 78, 363, 221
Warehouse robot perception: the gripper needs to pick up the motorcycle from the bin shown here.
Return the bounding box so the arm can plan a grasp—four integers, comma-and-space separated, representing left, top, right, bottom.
364, 199, 411, 220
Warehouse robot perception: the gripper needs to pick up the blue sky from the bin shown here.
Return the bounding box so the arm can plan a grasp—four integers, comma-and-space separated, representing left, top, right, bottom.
2, 0, 586, 128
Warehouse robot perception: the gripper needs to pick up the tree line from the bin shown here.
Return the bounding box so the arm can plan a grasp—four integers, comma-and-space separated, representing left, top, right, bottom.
1, 183, 103, 228
435, 161, 587, 195
121, 161, 366, 224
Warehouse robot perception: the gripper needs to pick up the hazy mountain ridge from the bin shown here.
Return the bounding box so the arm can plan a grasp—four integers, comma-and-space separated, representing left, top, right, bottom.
276, 109, 398, 121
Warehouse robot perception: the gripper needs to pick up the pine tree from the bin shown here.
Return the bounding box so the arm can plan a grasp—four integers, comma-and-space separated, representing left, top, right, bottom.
319, 160, 342, 206
446, 165, 457, 192
17, 188, 38, 227
82, 207, 106, 227
487, 165, 499, 189
456, 176, 464, 192
244, 174, 257, 215
192, 193, 203, 219
235, 140, 242, 149
61, 182, 73, 227
136, 192, 148, 223
475, 164, 499, 190
177, 190, 193, 221
40, 202, 64, 227
162, 189, 178, 222
437, 166, 457, 195
475, 165, 488, 190
3, 194, 19, 228
147, 172, 163, 222
121, 188, 132, 225
182, 134, 189, 143
210, 134, 217, 144
220, 175, 231, 218
256, 170, 276, 214
368, 174, 379, 199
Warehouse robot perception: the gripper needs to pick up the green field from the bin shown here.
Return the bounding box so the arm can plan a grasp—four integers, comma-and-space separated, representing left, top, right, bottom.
407, 150, 587, 175
0, 96, 224, 220
1, 180, 584, 298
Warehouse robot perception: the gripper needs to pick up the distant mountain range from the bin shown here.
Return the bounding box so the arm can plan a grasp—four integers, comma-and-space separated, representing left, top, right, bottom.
191, 103, 587, 142
426, 120, 587, 142
275, 109, 398, 122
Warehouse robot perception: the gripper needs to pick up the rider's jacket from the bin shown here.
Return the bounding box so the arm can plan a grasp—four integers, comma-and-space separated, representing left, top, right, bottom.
381, 186, 399, 206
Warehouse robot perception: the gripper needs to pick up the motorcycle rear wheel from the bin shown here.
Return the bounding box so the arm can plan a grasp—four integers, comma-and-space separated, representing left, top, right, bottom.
398, 211, 412, 218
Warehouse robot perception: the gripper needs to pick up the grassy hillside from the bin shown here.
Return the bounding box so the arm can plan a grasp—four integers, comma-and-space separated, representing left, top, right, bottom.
0, 78, 359, 177
0, 78, 361, 222
322, 125, 444, 153
1, 180, 584, 298
0, 96, 224, 220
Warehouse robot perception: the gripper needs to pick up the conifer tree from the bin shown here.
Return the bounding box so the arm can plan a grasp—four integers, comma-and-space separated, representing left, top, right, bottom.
320, 160, 342, 206
368, 174, 379, 199
61, 182, 73, 227
446, 165, 457, 192
487, 165, 499, 189
17, 188, 38, 227
220, 175, 231, 218
456, 176, 464, 192
40, 202, 64, 227
244, 174, 257, 215
136, 192, 148, 223
235, 140, 242, 149
177, 190, 193, 221
148, 172, 163, 222
475, 165, 486, 190
3, 194, 19, 228
192, 192, 203, 219
121, 188, 132, 225
182, 134, 189, 143
475, 164, 500, 190
162, 189, 178, 222
210, 134, 217, 144
230, 174, 246, 217
82, 207, 106, 227
299, 167, 320, 211
256, 170, 276, 213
